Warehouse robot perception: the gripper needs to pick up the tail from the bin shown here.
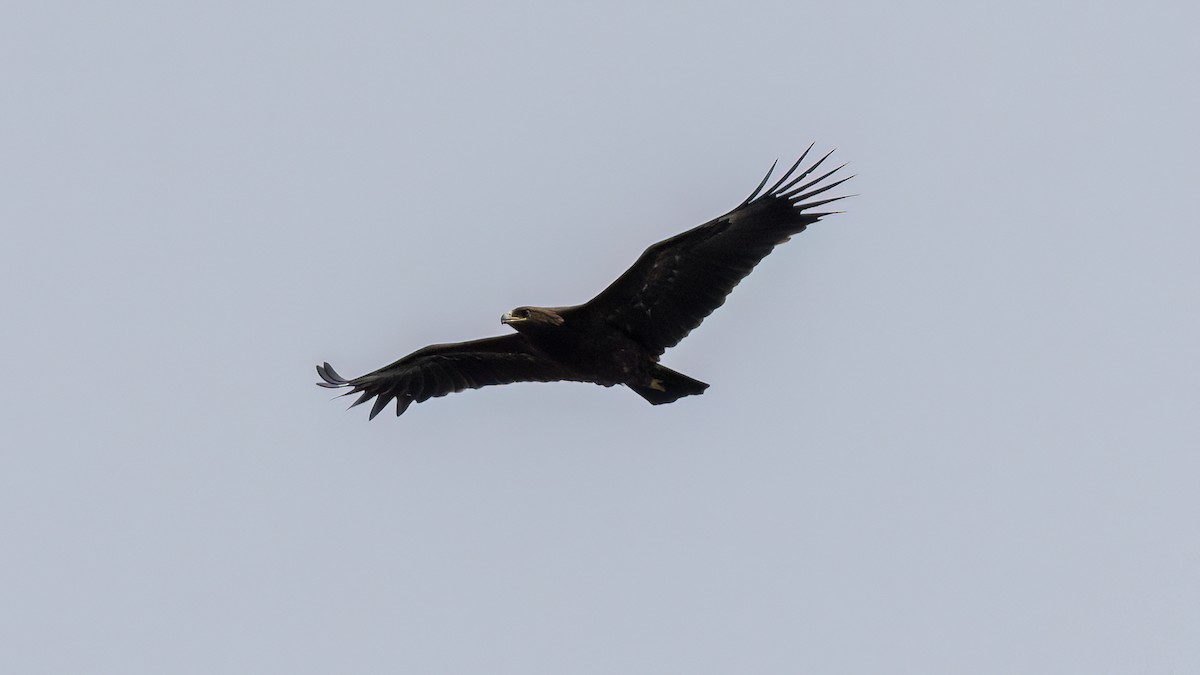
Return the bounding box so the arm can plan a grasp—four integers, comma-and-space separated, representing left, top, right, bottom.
628, 364, 709, 405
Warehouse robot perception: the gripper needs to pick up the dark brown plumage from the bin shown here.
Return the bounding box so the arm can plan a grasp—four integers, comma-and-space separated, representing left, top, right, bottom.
317, 146, 851, 419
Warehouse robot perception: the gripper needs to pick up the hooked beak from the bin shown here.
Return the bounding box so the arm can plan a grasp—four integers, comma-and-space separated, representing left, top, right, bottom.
501, 312, 520, 325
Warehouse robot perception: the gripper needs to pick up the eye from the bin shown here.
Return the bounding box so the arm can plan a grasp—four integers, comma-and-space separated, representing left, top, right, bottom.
515, 308, 531, 318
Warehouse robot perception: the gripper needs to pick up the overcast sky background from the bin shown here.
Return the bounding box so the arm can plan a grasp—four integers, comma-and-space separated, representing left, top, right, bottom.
3, 1, 1198, 673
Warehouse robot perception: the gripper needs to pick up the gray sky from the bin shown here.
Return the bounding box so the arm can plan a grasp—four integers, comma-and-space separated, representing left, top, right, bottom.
3, 1, 1198, 673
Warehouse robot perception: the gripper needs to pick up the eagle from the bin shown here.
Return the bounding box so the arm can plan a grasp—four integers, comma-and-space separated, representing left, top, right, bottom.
317, 146, 851, 419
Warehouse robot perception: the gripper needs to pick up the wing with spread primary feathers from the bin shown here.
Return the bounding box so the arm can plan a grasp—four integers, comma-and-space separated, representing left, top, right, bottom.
582, 146, 852, 356
316, 334, 583, 419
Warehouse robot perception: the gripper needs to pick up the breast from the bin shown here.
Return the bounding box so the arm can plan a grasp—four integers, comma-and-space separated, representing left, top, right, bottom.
520, 318, 653, 385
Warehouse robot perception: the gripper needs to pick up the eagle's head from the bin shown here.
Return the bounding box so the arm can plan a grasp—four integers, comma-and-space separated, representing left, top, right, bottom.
501, 306, 566, 330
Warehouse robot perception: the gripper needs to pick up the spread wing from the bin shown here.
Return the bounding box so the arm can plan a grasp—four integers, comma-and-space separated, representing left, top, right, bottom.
316, 334, 583, 419
582, 146, 851, 356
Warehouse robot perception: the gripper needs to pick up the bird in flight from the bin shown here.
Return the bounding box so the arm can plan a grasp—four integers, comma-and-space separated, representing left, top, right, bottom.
317, 146, 851, 419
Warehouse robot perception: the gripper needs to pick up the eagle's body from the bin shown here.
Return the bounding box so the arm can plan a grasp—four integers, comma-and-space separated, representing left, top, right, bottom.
317, 147, 851, 419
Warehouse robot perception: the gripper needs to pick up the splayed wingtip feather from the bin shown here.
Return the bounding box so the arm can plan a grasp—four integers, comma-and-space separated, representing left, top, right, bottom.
348, 390, 373, 409
741, 158, 779, 205
786, 174, 854, 204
